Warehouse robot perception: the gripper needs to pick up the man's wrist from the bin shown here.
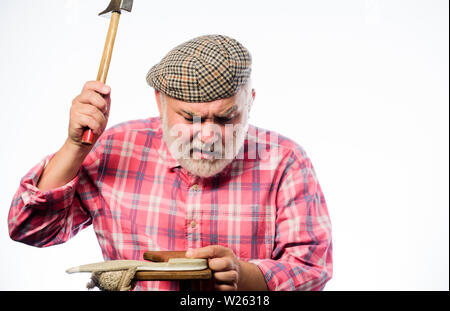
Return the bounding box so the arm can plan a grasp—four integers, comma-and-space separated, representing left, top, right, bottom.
237, 260, 268, 291
63, 137, 93, 159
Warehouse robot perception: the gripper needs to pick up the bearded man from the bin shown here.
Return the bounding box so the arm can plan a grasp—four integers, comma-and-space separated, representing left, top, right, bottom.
8, 35, 332, 291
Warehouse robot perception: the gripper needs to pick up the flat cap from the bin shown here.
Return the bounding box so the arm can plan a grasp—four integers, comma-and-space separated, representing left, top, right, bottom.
146, 34, 252, 103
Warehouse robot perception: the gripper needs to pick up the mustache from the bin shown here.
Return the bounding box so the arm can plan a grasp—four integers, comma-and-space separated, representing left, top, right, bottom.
190, 140, 223, 157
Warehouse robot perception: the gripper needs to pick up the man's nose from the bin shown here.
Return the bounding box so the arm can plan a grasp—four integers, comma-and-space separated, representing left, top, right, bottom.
196, 122, 220, 144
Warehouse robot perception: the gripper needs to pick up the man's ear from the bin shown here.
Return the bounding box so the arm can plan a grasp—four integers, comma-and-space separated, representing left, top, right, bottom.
155, 90, 162, 116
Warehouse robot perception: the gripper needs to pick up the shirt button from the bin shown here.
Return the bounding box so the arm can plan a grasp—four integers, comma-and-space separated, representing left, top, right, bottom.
192, 184, 198, 191
190, 221, 196, 228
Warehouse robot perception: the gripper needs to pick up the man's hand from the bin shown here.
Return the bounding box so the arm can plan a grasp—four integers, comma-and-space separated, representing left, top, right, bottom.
69, 81, 111, 147
186, 245, 268, 291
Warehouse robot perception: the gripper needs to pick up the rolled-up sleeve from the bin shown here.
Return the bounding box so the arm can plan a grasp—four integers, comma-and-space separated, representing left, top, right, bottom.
249, 151, 333, 291
8, 154, 94, 247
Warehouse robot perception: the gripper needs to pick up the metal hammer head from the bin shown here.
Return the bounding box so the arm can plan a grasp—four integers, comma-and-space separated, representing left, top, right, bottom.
99, 0, 133, 16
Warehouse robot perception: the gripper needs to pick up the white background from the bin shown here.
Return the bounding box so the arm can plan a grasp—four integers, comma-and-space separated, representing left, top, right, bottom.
0, 0, 448, 290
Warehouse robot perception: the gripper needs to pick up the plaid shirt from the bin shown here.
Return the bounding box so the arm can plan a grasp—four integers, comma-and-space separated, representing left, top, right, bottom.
8, 117, 332, 291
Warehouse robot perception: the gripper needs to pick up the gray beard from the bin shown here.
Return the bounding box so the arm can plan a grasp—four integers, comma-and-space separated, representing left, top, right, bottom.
161, 112, 248, 178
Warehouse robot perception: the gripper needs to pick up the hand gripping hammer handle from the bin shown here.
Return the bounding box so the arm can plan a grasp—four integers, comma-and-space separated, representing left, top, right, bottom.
81, 12, 121, 145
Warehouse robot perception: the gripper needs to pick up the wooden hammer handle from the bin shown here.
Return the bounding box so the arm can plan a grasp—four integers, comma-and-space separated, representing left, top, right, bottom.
81, 12, 121, 145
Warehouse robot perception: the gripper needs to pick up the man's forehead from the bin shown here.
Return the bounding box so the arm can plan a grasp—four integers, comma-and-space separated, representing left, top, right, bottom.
168, 95, 240, 116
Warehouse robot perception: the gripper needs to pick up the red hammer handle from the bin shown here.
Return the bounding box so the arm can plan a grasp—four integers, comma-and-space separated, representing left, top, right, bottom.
81, 12, 121, 145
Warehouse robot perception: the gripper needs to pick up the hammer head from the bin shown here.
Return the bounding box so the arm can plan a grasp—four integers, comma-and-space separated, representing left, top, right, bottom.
99, 0, 133, 17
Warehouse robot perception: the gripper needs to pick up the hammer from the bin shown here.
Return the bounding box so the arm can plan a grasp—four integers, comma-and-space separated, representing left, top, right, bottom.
81, 0, 133, 145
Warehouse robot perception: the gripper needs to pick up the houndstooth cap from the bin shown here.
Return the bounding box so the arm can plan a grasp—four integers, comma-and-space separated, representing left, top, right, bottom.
146, 34, 252, 103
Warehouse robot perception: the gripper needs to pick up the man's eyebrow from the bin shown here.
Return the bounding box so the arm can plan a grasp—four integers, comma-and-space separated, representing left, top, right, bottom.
180, 106, 238, 118
216, 105, 238, 117
180, 110, 195, 117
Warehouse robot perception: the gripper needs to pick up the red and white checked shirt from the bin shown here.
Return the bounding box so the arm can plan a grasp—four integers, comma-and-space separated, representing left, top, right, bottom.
8, 117, 332, 291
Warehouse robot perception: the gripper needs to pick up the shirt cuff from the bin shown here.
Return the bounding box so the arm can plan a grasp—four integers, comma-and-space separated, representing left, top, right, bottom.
19, 154, 79, 210
249, 258, 330, 291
